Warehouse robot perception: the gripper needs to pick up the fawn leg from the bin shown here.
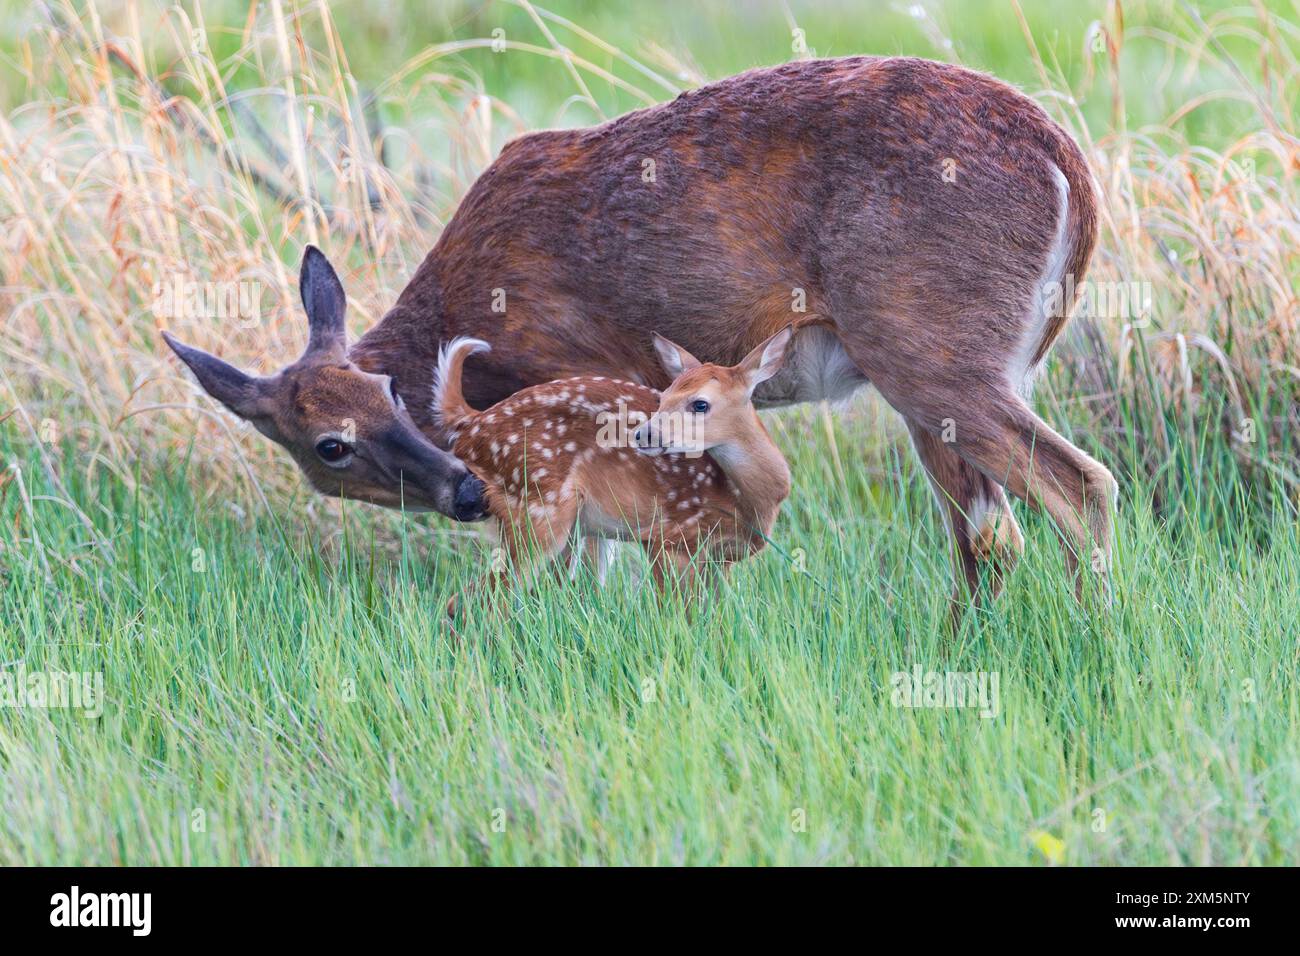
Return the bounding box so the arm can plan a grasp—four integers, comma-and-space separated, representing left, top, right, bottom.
643, 544, 722, 609
581, 536, 616, 586
448, 502, 578, 618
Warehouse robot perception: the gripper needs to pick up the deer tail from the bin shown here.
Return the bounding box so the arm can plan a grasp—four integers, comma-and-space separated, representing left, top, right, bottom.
433, 337, 491, 428
1027, 128, 1099, 369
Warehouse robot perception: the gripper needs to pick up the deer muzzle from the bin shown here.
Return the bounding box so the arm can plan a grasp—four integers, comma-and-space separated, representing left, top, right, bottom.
452, 471, 488, 521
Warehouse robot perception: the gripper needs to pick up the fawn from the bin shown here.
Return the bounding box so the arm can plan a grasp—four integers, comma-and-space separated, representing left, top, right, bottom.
435, 327, 796, 614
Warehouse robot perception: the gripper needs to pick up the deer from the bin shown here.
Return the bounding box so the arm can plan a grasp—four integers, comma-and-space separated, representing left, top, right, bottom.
163, 247, 488, 521
164, 55, 1116, 607
434, 328, 795, 613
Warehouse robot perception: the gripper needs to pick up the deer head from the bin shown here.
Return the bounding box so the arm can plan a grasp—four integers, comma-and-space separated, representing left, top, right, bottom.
162, 246, 487, 520
633, 326, 795, 459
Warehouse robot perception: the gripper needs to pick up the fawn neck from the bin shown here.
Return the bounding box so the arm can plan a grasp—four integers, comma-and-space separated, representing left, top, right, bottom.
704, 414, 790, 533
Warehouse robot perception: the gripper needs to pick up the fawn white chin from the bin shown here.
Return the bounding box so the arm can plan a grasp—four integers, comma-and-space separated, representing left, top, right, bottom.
434, 327, 796, 617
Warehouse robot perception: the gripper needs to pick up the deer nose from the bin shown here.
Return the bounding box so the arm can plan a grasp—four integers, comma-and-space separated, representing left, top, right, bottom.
632, 421, 664, 456
452, 471, 487, 521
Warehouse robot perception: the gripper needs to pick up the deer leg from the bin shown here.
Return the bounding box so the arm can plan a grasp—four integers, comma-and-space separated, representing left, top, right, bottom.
542, 531, 613, 591
926, 390, 1115, 598
906, 419, 1024, 607
561, 528, 615, 586
644, 543, 674, 594
644, 544, 692, 595
448, 503, 578, 618
581, 536, 616, 586
867, 376, 1114, 599
831, 306, 1115, 600
643, 544, 724, 610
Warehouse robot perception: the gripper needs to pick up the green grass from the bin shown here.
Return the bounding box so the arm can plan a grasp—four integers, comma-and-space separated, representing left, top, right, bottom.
2, 411, 1295, 865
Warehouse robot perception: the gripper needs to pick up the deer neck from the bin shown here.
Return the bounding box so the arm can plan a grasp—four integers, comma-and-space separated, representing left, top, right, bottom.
706, 421, 790, 535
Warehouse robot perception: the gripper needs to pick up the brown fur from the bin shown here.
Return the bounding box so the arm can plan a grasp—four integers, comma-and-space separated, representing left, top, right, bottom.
437, 333, 793, 615
355, 57, 1098, 416
179, 57, 1113, 600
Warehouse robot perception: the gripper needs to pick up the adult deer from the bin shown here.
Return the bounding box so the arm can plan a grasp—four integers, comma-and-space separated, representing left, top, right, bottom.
165, 56, 1115, 601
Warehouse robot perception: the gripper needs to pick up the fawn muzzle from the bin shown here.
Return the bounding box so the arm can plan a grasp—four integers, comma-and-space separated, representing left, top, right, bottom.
633, 412, 706, 457
632, 418, 668, 456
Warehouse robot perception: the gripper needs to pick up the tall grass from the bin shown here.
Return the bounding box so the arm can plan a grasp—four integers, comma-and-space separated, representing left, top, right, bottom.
1030, 1, 1300, 514
2, 399, 1298, 864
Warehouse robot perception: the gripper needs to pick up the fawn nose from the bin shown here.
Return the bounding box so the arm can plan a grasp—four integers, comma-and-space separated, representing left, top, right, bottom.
452, 471, 487, 521
633, 422, 666, 456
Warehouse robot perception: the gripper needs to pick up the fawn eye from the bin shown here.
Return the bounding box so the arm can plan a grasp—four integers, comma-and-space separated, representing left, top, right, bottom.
690, 399, 710, 414
315, 438, 351, 464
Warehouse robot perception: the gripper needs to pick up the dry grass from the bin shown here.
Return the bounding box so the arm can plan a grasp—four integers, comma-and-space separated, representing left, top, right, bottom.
3, 0, 524, 513
1032, 2, 1300, 496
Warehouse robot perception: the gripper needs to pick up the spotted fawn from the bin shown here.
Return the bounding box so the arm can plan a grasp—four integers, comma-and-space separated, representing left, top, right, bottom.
434, 327, 795, 615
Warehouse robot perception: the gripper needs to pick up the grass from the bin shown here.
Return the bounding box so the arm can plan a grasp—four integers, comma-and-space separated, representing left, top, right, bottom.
1, 414, 1296, 865
0, 0, 1298, 864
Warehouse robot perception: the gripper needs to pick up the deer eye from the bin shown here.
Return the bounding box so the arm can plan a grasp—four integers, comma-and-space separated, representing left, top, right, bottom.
690, 399, 710, 414
315, 438, 352, 464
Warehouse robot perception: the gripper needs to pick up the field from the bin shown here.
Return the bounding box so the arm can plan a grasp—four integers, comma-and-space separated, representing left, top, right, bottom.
1, 0, 1298, 864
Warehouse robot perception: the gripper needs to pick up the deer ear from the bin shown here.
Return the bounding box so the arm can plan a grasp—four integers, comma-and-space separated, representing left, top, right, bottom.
652, 333, 702, 379
162, 331, 272, 420
739, 325, 794, 391
300, 245, 347, 357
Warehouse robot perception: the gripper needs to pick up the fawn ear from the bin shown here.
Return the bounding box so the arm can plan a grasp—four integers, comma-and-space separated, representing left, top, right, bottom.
739, 325, 794, 391
162, 331, 272, 420
652, 333, 702, 379
300, 245, 347, 358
